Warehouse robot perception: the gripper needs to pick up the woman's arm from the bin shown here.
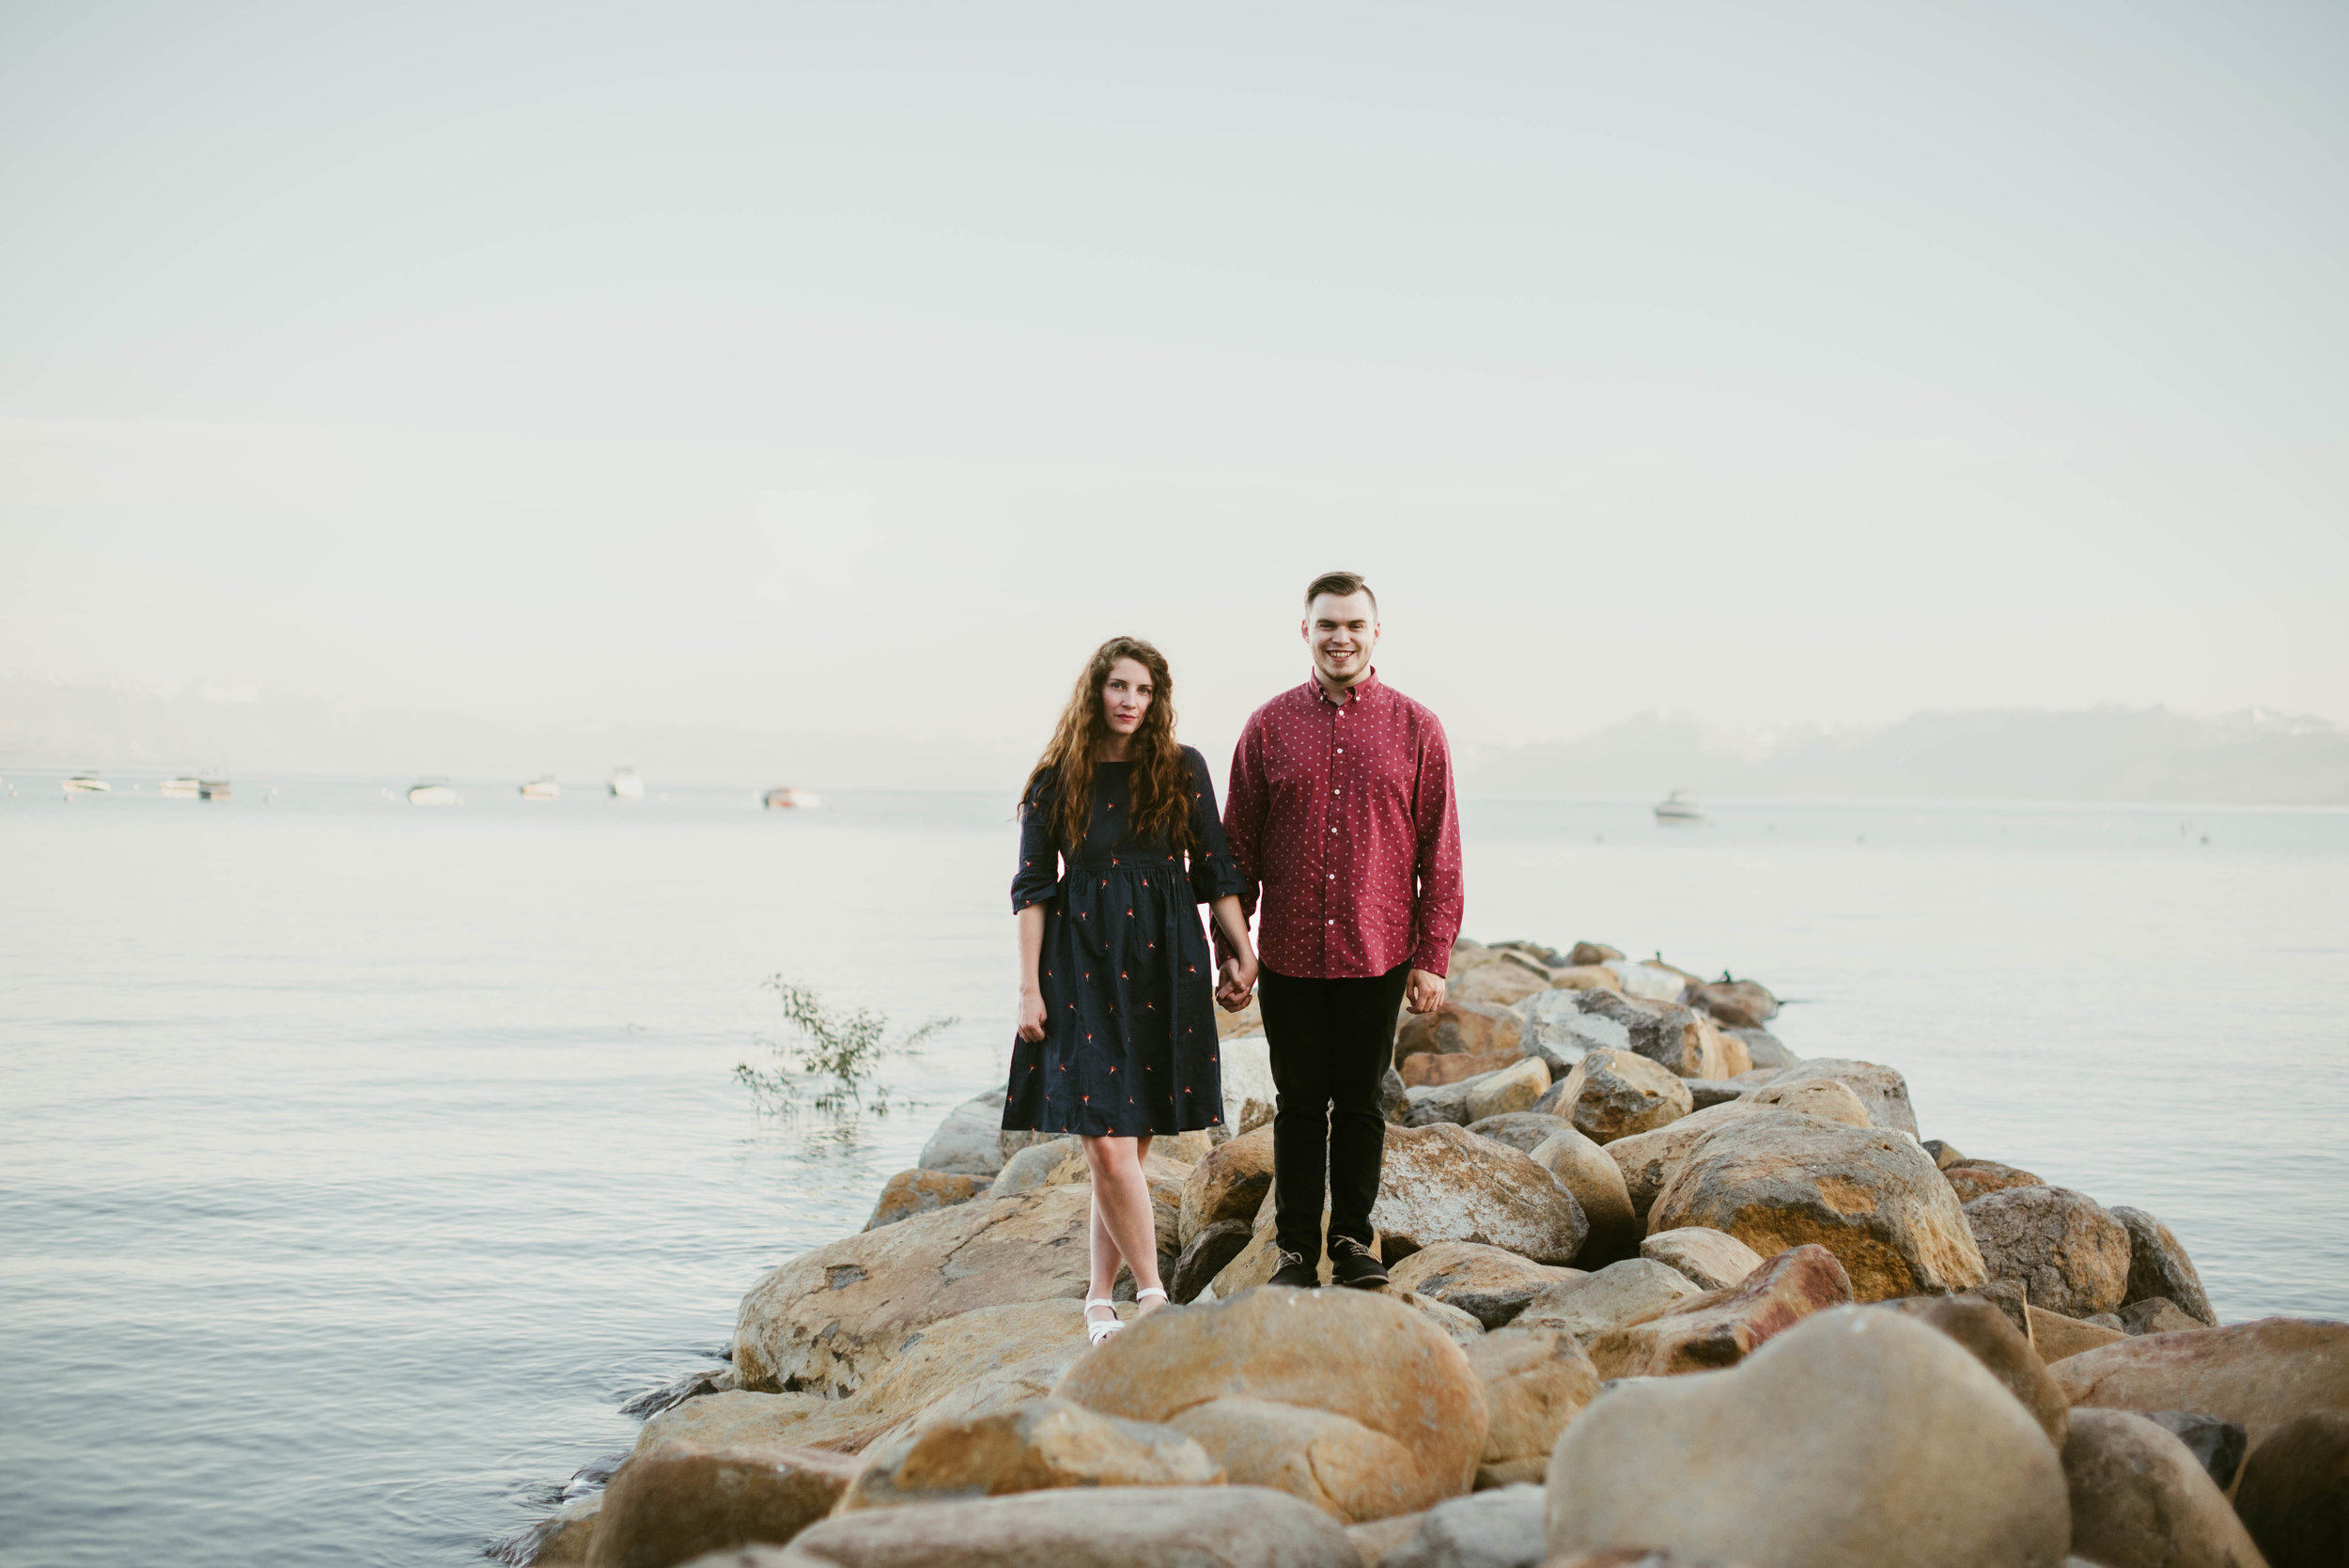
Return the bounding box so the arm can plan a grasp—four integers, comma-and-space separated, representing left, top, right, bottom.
1016, 904, 1049, 1041
1208, 894, 1256, 1010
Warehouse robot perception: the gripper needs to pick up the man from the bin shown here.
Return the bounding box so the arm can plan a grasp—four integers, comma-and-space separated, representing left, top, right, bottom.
1219, 570, 1463, 1289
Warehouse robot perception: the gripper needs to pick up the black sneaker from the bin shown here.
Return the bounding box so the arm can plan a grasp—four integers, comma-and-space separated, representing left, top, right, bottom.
1329, 1236, 1388, 1289
1267, 1249, 1320, 1289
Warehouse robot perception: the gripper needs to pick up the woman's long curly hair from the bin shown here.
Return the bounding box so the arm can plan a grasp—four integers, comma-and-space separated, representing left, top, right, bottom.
1021, 636, 1195, 855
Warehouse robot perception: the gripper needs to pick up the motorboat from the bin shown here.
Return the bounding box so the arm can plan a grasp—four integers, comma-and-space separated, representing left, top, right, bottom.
407, 778, 459, 806
520, 776, 560, 800
63, 771, 109, 794
1653, 790, 1705, 824
762, 786, 822, 810
609, 767, 645, 800
162, 776, 202, 799
199, 779, 231, 800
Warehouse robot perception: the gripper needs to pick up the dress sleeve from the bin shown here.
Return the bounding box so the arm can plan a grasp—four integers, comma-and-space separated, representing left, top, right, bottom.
1183, 748, 1247, 906
1011, 774, 1062, 913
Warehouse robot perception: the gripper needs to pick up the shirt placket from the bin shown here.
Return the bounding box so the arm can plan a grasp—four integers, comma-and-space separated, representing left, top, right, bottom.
1326, 689, 1346, 970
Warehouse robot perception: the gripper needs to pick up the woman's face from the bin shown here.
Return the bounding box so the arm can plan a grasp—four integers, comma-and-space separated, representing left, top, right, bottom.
1099, 657, 1155, 737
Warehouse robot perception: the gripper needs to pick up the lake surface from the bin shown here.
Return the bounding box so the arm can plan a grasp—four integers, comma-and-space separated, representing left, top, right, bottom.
3, 773, 2344, 1566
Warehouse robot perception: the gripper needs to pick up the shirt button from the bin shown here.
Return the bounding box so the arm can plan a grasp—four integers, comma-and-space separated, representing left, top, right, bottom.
1328, 919, 1334, 925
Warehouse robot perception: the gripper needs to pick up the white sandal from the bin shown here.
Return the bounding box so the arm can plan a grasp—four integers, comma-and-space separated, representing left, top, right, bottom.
1083, 1298, 1124, 1345
1134, 1286, 1169, 1314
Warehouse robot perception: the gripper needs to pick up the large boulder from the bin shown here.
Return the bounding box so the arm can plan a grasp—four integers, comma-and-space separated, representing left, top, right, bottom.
1466, 1058, 1550, 1122
1881, 1294, 2071, 1450
737, 1483, 1361, 1567
2109, 1205, 2217, 1327
918, 1093, 1009, 1176
1466, 1112, 1574, 1155
864, 1170, 988, 1231
1529, 1127, 1641, 1265
1170, 1219, 1253, 1303
1405, 1048, 1528, 1088
838, 1398, 1220, 1511
1544, 1308, 2072, 1568
1465, 1327, 1600, 1488
2121, 1296, 2209, 1337
2061, 1408, 2271, 1568
1388, 1241, 1584, 1329
1647, 1110, 1988, 1302
2144, 1411, 2248, 1492
1684, 978, 1779, 1028
1396, 1000, 1526, 1065
1603, 1102, 1770, 1223
1586, 1244, 1854, 1379
1056, 1286, 1487, 1521
1567, 941, 1624, 968
1517, 989, 1630, 1067
1728, 1027, 1798, 1070
1385, 1484, 1548, 1568
589, 1445, 860, 1568
1745, 1078, 1871, 1127
1177, 1126, 1273, 1245
1372, 1122, 1588, 1265
1515, 1259, 1704, 1344
1760, 1058, 1918, 1137
1964, 1187, 2133, 1320
1545, 1049, 1692, 1145
1946, 1160, 2046, 1204
2051, 1318, 2349, 1452
637, 1391, 832, 1458
1640, 1228, 1764, 1292
2235, 1412, 2349, 1568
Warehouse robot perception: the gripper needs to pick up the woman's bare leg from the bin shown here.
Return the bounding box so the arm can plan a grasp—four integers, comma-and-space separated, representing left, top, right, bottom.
1083, 1135, 1164, 1306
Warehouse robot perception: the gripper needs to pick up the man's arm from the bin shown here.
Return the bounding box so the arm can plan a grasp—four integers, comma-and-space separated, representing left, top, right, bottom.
1405, 709, 1464, 1011
1216, 718, 1268, 972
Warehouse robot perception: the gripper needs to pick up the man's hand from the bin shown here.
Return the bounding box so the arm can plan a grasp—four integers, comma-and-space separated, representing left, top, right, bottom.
1404, 968, 1447, 1015
1216, 955, 1258, 1012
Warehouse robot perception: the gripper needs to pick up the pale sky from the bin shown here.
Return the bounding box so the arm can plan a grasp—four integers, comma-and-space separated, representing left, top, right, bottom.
4, 0, 2345, 764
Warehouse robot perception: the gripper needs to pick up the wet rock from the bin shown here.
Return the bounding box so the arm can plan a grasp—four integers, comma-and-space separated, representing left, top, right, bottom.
1726, 1027, 1797, 1070
1465, 1058, 1550, 1122
1568, 941, 1624, 968
1388, 1241, 1584, 1329
1759, 1058, 1918, 1137
838, 1397, 1219, 1511
530, 1492, 603, 1564
2050, 1318, 2349, 1452
2142, 1411, 2248, 1492
622, 1364, 742, 1419
1372, 1122, 1589, 1266
1746, 1077, 1872, 1128
1464, 1326, 1600, 1489
1543, 1307, 2071, 1568
1529, 1127, 1641, 1266
2030, 1305, 2130, 1362
1684, 979, 1779, 1029
1945, 1160, 2046, 1204
1922, 1139, 1966, 1171
2110, 1205, 2217, 1327
1515, 1259, 1704, 1344
1603, 1102, 1769, 1224
1170, 1219, 1253, 1304
1404, 1048, 1526, 1088
2234, 1411, 2349, 1568
737, 1483, 1361, 1567
1177, 1126, 1273, 1245
864, 1170, 988, 1231
1465, 1112, 1573, 1155
1640, 1228, 1764, 1292
1965, 1186, 2132, 1320
1396, 1001, 1526, 1065
2061, 1407, 2270, 1568
1587, 1243, 1854, 1379
1882, 1293, 2071, 1449
589, 1445, 861, 1568
1648, 1110, 1988, 1302
1546, 1048, 1692, 1145
1057, 1287, 1487, 1521
1384, 1483, 1546, 1568
918, 1094, 1009, 1177
2122, 1297, 2209, 1337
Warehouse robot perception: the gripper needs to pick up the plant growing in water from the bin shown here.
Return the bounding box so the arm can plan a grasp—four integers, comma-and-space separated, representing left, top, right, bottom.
735, 978, 956, 1120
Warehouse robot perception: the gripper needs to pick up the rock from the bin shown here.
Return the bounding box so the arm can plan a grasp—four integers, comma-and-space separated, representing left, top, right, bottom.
1515, 1259, 1704, 1344
1221, 1032, 1278, 1134
1603, 1102, 1769, 1223
1177, 1126, 1274, 1245
1492, 940, 1570, 968
1548, 965, 1620, 992
1613, 961, 1688, 1003
2122, 1297, 2209, 1337
2110, 1206, 2217, 1327
1547, 1049, 1692, 1145
1216, 990, 1264, 1038
737, 1483, 1361, 1567
1675, 1079, 1746, 1110
2087, 1312, 2127, 1331
1453, 964, 1548, 1007
2050, 1318, 2349, 1452
1385, 1483, 1547, 1568
1406, 1077, 1484, 1127
1648, 1110, 1988, 1303
1966, 1280, 2035, 1344
1372, 1122, 1588, 1266
997, 1126, 1064, 1161
1170, 1219, 1253, 1304
589, 1445, 861, 1568
1405, 1048, 1527, 1088
1760, 1058, 1918, 1137
988, 1138, 1081, 1195
1545, 1554, 1750, 1568
1946, 1160, 2046, 1204
1641, 1228, 1764, 1291
918, 1094, 1009, 1177
1206, 1209, 1338, 1296
2142, 1411, 2248, 1492
1464, 1326, 1600, 1489
1465, 1112, 1573, 1155
1567, 941, 1623, 967
1465, 1058, 1550, 1122
1543, 1307, 2072, 1568
1587, 1244, 1854, 1379
1746, 1077, 1872, 1127
1350, 1513, 1432, 1568
1613, 1003, 1735, 1080
1382, 1064, 1410, 1124
1683, 979, 1779, 1028
1396, 1001, 1527, 1065
532, 1492, 603, 1564
1964, 1187, 2132, 1320
2234, 1412, 2349, 1568
1922, 1139, 1966, 1170
1385, 1288, 1489, 1348
1726, 1027, 1797, 1070
838, 1397, 1220, 1511
1882, 1293, 2071, 1449
1057, 1286, 1487, 1521
2031, 1305, 2130, 1362
863, 1170, 988, 1231
2061, 1407, 2271, 1568
1389, 1241, 1585, 1329
637, 1390, 833, 1458
1528, 1127, 1641, 1266
1517, 990, 1630, 1066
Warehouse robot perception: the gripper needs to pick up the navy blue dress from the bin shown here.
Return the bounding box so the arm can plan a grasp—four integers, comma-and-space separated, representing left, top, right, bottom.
1003, 745, 1246, 1137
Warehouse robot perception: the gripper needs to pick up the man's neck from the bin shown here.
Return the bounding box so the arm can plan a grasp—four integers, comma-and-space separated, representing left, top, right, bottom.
1314, 667, 1371, 703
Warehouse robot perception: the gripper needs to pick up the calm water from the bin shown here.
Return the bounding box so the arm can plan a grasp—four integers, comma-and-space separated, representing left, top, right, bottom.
3, 774, 2344, 1566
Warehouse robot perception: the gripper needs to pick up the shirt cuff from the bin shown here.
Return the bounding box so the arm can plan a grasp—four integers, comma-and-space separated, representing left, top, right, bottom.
1409, 946, 1451, 978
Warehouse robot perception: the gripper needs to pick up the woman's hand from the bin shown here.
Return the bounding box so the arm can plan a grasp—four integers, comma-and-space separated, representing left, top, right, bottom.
1018, 986, 1048, 1042
1216, 955, 1257, 1011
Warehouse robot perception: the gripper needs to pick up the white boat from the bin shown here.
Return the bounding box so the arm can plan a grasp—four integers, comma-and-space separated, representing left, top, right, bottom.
63, 771, 109, 794
161, 776, 202, 799
520, 776, 560, 800
609, 767, 645, 800
1653, 789, 1705, 824
762, 786, 822, 810
407, 779, 459, 806
199, 778, 231, 801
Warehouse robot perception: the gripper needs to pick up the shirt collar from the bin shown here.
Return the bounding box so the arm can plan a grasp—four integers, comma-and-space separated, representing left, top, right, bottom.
1310, 667, 1382, 707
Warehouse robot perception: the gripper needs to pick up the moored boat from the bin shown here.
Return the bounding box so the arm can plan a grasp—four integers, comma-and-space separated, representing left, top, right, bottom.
761, 786, 822, 810
407, 779, 459, 806
608, 768, 644, 800
199, 779, 231, 801
520, 776, 560, 800
1654, 789, 1705, 824
162, 776, 202, 799
63, 771, 109, 794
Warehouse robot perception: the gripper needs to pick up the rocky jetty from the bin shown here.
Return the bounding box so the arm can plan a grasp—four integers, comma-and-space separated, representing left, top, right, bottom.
521, 936, 2344, 1568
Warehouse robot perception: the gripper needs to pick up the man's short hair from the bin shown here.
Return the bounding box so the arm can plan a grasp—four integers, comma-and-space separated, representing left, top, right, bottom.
1304, 571, 1377, 617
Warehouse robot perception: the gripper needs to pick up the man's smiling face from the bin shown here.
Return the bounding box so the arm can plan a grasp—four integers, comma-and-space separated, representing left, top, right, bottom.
1303, 589, 1379, 690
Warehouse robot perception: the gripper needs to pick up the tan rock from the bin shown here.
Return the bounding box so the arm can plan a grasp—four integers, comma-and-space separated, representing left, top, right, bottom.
1567, 941, 1624, 968
1402, 1048, 1526, 1087
2031, 1305, 2130, 1362
1617, 1006, 1733, 1079
1453, 964, 1548, 1007
1966, 1187, 2133, 1320
863, 1170, 988, 1231
1641, 1228, 1765, 1291
1762, 1058, 1919, 1137
1171, 1218, 1254, 1303
1647, 1110, 1988, 1303
1746, 1077, 1871, 1127
1515, 1259, 1703, 1344
1603, 1101, 1769, 1223
532, 1492, 603, 1564
1056, 1286, 1486, 1521
1208, 1211, 1338, 1296
1395, 1000, 1527, 1063
1382, 1485, 1547, 1565
1387, 1240, 1584, 1328
1215, 990, 1264, 1038
2110, 1205, 2217, 1327
1529, 1127, 1641, 1265
636, 1390, 834, 1458
2234, 1411, 2349, 1568
1220, 1032, 1278, 1134
838, 1398, 1220, 1511
1545, 1553, 1751, 1568
1382, 1287, 1487, 1348
1465, 1057, 1551, 1121
2062, 1408, 2270, 1568
1466, 1325, 1600, 1489
588, 1445, 861, 1568
1923, 1139, 1967, 1171
1544, 1308, 2071, 1568
1946, 1160, 2046, 1204
1549, 964, 1621, 991
1882, 1293, 2071, 1450
1588, 1244, 1854, 1379
2120, 1296, 2210, 1337
1548, 1048, 1692, 1145
1465, 1111, 1574, 1155
1347, 1511, 1428, 1568
2051, 1318, 2349, 1452
1373, 1122, 1588, 1265
1177, 1126, 1274, 1246
1684, 978, 1780, 1028
917, 1093, 1009, 1177
1617, 961, 1688, 1003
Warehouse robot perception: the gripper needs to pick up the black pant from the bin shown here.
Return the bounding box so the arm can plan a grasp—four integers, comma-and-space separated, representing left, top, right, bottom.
1258, 961, 1411, 1259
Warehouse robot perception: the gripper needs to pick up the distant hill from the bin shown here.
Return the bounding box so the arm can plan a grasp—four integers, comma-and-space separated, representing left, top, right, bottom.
1467, 707, 2349, 804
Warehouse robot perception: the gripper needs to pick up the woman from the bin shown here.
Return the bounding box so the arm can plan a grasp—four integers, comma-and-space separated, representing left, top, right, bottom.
1005, 636, 1258, 1344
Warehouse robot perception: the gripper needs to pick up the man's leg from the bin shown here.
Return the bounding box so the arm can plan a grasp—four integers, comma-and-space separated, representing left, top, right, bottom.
1325, 963, 1411, 1275
1257, 967, 1335, 1267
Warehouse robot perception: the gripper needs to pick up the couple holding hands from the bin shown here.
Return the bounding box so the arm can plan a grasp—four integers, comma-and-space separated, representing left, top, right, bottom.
1002, 571, 1464, 1344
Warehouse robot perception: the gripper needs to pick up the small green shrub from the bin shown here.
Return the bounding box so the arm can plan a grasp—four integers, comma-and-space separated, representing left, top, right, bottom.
735, 978, 956, 1120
